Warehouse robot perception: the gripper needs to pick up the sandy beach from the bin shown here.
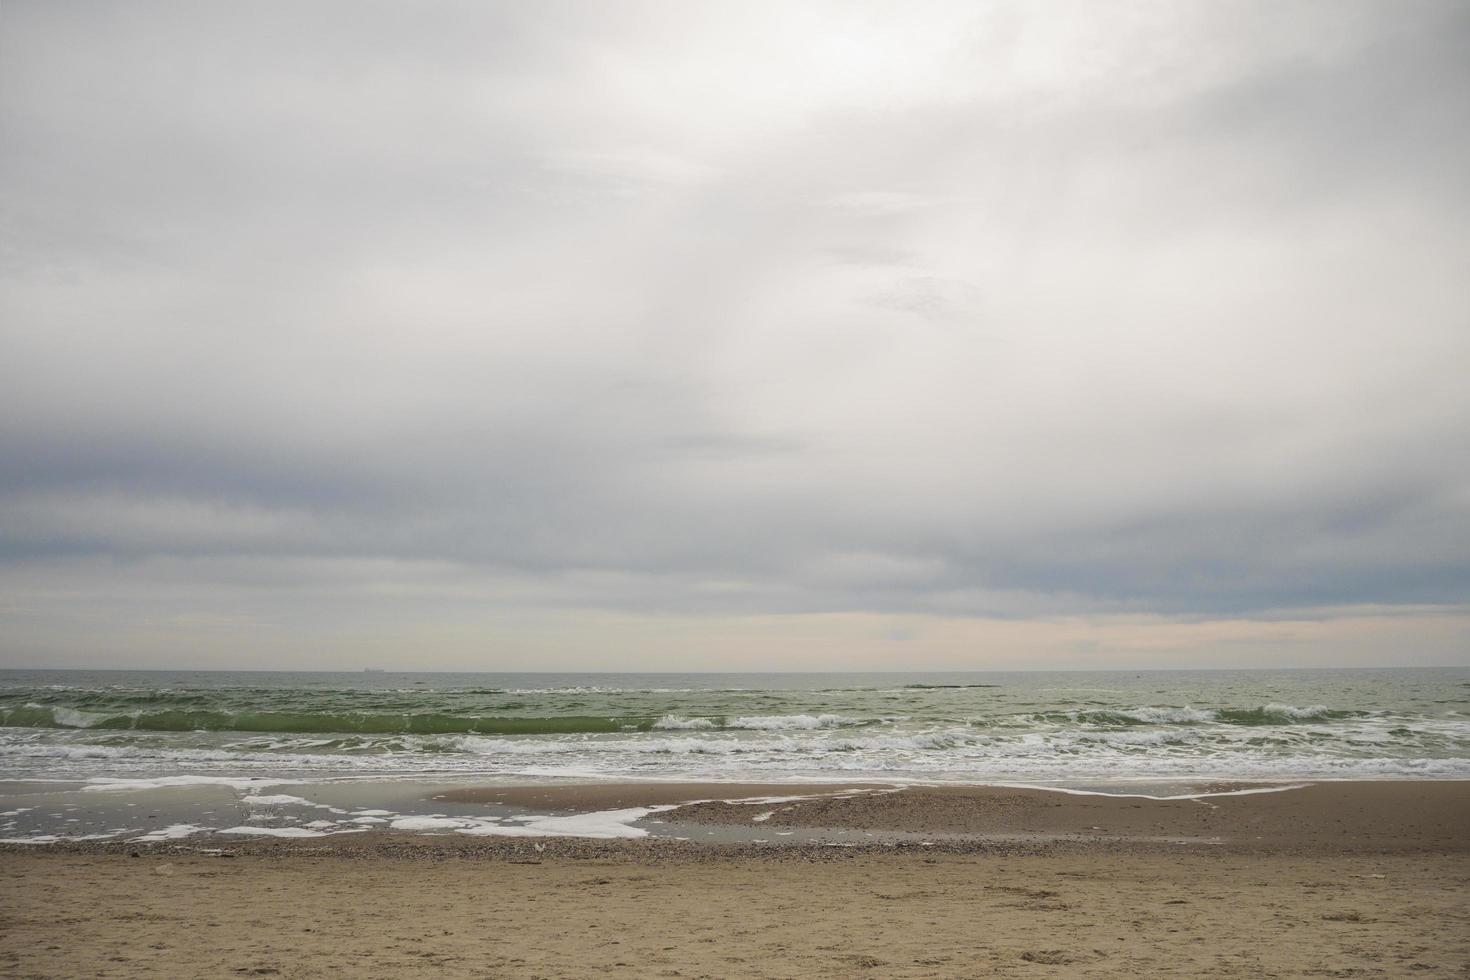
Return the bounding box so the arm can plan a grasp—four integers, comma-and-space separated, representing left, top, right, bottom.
3, 781, 1467, 978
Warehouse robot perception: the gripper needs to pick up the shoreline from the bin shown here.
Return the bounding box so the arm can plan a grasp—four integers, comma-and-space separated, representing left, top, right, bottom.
4, 778, 1467, 858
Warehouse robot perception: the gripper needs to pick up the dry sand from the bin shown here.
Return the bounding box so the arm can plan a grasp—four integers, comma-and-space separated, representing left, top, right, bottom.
4, 850, 1466, 978
3, 781, 1468, 978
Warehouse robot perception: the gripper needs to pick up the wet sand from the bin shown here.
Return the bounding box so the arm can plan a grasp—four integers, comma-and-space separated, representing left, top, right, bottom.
661, 780, 1470, 854
3, 780, 1468, 977
435, 779, 1470, 855
434, 780, 888, 809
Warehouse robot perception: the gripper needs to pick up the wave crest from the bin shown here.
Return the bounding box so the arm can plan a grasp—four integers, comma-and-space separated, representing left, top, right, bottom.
726, 714, 853, 730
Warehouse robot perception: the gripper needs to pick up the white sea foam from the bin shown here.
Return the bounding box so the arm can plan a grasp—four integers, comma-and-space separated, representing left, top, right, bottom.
132, 823, 206, 842
1083, 729, 1199, 747
85, 775, 299, 792
389, 816, 472, 831
652, 715, 717, 730
0, 835, 63, 844
455, 729, 969, 758
976, 781, 1314, 801
363, 806, 675, 838
458, 735, 746, 756
651, 714, 857, 731
1047, 703, 1348, 725
52, 707, 111, 729
726, 714, 851, 730
0, 739, 415, 775
1095, 706, 1217, 724
1262, 703, 1332, 720
216, 825, 363, 838
0, 832, 121, 844
460, 805, 677, 839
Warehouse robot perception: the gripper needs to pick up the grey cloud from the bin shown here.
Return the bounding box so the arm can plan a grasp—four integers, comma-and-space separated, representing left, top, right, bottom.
2, 0, 1468, 664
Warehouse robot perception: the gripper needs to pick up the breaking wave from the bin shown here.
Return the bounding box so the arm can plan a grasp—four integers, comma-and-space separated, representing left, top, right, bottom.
2, 706, 882, 736
1032, 704, 1367, 727
2, 669, 1466, 786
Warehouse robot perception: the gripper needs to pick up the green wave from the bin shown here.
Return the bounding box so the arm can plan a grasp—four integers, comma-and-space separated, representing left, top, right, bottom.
1029, 705, 1370, 727
0, 706, 657, 735
1214, 707, 1367, 725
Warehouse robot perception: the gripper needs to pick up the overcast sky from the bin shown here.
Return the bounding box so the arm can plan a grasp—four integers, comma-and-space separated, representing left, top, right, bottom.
2, 1, 1467, 670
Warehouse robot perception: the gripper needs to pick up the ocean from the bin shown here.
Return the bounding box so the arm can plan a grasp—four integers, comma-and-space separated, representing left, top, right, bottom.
3, 667, 1467, 788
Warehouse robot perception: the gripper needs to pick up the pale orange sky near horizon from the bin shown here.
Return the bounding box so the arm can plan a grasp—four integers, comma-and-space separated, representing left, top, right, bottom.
5, 597, 1466, 671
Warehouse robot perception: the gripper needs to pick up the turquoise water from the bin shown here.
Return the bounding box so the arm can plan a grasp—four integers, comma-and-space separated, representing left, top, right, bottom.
3, 667, 1467, 786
